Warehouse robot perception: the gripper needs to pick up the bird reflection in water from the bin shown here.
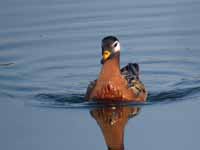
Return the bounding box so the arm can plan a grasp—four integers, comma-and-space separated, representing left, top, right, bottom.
90, 106, 140, 150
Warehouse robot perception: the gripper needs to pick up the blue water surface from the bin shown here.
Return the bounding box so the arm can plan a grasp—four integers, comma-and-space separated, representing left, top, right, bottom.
0, 0, 200, 149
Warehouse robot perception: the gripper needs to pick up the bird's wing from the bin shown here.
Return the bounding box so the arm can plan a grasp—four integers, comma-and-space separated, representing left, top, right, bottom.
121, 63, 147, 97
85, 80, 97, 100
121, 63, 140, 87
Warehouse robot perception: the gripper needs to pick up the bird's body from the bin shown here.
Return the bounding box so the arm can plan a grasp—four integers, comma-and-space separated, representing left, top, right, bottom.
85, 36, 147, 102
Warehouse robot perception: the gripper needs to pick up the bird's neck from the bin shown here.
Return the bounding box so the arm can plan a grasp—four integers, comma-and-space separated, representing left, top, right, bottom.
101, 52, 121, 76
112, 52, 120, 69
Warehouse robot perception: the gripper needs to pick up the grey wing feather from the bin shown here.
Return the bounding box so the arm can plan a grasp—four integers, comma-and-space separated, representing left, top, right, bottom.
121, 63, 147, 97
121, 63, 140, 87
85, 80, 97, 100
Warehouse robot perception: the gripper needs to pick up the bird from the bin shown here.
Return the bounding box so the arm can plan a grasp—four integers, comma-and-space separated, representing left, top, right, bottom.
85, 36, 147, 102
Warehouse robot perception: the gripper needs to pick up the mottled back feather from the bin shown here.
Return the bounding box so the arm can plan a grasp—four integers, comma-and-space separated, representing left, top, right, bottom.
121, 63, 139, 88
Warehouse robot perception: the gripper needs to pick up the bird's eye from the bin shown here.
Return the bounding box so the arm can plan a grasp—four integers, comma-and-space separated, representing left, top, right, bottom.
113, 43, 118, 47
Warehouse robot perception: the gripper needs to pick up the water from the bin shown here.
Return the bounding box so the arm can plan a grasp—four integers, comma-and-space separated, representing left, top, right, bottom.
0, 0, 200, 149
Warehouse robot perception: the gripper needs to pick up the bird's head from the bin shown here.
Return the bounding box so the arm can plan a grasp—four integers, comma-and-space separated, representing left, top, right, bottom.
101, 36, 121, 64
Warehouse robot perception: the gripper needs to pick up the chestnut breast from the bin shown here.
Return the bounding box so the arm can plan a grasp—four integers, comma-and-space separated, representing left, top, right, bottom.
89, 57, 135, 101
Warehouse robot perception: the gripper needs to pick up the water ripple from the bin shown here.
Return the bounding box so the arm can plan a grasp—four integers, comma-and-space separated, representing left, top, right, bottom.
33, 84, 200, 109
0, 0, 200, 109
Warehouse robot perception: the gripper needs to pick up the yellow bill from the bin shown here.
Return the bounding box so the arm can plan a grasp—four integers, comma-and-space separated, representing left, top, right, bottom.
103, 50, 111, 61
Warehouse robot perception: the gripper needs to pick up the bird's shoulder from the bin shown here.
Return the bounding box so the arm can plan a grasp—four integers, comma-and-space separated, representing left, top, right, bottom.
121, 63, 147, 97
121, 63, 140, 84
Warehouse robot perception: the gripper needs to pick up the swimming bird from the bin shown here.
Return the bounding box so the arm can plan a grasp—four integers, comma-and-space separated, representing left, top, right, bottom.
85, 36, 147, 102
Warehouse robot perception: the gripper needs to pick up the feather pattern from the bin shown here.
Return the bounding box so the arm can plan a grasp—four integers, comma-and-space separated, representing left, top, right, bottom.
85, 63, 147, 100
121, 63, 146, 97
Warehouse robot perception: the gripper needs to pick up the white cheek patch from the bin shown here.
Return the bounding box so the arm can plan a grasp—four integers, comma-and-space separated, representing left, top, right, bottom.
112, 41, 120, 53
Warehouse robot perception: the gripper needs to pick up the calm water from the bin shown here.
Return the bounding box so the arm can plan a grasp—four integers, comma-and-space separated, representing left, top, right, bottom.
0, 0, 200, 149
